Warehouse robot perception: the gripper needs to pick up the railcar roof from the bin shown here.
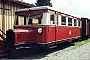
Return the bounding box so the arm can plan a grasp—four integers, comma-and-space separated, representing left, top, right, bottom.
16, 6, 57, 12
15, 6, 81, 20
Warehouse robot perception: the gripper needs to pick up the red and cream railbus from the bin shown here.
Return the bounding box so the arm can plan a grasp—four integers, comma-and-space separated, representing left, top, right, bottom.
6, 6, 82, 49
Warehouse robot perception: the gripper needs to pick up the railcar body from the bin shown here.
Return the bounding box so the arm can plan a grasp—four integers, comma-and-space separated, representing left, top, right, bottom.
6, 6, 89, 49
81, 18, 90, 39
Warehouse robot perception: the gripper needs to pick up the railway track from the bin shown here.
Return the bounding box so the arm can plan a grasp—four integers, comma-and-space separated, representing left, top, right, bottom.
4, 39, 89, 59
5, 41, 73, 59
0, 41, 8, 58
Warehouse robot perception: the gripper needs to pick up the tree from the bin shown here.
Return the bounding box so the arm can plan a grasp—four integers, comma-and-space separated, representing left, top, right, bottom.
35, 0, 52, 7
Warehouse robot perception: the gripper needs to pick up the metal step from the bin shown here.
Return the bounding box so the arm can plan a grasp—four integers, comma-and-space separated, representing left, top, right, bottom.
0, 54, 8, 58
0, 50, 6, 53
0, 43, 8, 58
0, 49, 8, 58
49, 46, 57, 49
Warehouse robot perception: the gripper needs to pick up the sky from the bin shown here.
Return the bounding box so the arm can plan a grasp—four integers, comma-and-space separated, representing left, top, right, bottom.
23, 0, 90, 18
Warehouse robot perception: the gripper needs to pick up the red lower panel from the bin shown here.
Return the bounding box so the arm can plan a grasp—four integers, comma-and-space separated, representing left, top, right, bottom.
45, 26, 56, 42
56, 26, 81, 40
14, 26, 81, 44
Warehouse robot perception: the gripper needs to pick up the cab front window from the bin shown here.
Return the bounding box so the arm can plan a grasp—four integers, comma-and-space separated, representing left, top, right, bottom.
15, 13, 43, 26
28, 14, 42, 25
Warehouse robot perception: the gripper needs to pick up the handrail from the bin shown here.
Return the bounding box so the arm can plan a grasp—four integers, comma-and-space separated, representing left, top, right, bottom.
0, 29, 6, 40
0, 34, 5, 40
0, 29, 6, 35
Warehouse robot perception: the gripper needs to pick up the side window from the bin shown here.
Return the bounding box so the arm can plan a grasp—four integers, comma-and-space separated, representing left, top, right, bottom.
50, 14, 54, 24
24, 16, 29, 25
15, 15, 29, 25
16, 16, 18, 25
74, 19, 77, 26
18, 16, 24, 25
68, 17, 72, 26
78, 20, 80, 27
61, 16, 66, 25
26, 16, 29, 25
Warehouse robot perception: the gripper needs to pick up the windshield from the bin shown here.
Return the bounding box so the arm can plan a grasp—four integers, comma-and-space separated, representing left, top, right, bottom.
15, 13, 43, 25
28, 14, 42, 25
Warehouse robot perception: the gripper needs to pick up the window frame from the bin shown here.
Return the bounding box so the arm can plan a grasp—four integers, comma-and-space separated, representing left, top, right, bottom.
61, 16, 66, 26
68, 17, 72, 26
74, 19, 77, 26
15, 13, 43, 26
78, 20, 80, 27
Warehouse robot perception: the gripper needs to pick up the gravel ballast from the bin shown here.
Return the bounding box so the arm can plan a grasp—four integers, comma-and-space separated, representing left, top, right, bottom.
40, 42, 90, 60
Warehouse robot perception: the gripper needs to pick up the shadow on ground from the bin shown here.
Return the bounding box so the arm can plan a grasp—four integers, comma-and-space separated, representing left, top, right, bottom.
2, 39, 83, 59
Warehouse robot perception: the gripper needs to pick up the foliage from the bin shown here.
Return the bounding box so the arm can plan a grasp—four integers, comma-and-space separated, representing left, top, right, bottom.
35, 0, 52, 7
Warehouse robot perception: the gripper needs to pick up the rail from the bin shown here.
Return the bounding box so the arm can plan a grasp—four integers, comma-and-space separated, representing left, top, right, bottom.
0, 29, 6, 35
0, 29, 6, 40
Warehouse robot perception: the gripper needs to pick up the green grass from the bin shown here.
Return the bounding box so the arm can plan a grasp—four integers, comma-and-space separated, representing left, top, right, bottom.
65, 38, 90, 51
74, 38, 90, 48
52, 38, 90, 56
